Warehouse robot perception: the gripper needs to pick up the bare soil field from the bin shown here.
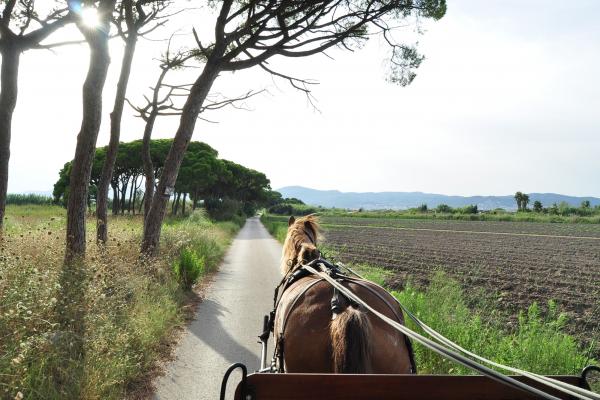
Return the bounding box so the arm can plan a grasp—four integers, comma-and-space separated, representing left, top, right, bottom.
321, 218, 600, 340
324, 216, 600, 237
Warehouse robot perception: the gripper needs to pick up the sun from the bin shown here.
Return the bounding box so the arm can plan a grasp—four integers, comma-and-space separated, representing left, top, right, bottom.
80, 7, 100, 28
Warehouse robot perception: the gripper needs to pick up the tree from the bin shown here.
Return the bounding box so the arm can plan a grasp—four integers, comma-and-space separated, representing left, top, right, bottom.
532, 200, 543, 213
581, 200, 591, 209
96, 0, 173, 243
141, 0, 447, 254
436, 204, 452, 213
0, 2, 73, 232
127, 43, 257, 222
521, 193, 530, 211
514, 191, 523, 212
65, 0, 117, 261
54, 138, 275, 218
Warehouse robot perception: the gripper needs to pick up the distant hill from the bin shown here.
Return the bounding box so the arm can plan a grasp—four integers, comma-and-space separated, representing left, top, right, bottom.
277, 186, 600, 211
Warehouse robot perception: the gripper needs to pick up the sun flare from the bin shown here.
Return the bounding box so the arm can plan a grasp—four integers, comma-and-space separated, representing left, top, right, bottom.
80, 7, 100, 28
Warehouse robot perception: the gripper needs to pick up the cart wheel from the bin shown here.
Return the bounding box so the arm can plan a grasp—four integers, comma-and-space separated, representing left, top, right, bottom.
220, 363, 248, 400
582, 365, 600, 390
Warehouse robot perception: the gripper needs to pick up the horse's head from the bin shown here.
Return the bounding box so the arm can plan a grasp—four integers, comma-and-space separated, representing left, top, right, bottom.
280, 214, 321, 276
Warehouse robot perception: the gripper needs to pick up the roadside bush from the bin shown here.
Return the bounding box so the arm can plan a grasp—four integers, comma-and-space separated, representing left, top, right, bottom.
260, 214, 289, 242
205, 197, 246, 221
173, 248, 206, 289
187, 209, 213, 228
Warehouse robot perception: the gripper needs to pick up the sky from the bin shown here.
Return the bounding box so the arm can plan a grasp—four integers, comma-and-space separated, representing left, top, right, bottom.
4, 0, 600, 197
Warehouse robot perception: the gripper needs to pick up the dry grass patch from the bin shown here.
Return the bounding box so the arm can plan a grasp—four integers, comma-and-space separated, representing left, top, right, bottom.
0, 206, 239, 399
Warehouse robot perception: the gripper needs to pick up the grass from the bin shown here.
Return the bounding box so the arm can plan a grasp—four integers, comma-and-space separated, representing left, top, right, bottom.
0, 206, 241, 400
260, 214, 288, 242
262, 215, 598, 383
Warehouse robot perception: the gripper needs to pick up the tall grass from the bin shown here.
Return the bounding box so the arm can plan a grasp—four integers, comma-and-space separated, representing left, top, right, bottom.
0, 206, 239, 399
6, 193, 54, 206
260, 214, 288, 242
262, 216, 597, 379
392, 273, 592, 375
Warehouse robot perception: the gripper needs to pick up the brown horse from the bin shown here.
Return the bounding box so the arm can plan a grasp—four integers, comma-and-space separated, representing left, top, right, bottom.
272, 215, 416, 374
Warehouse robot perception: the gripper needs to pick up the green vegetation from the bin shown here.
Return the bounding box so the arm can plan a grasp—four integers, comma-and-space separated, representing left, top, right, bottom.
53, 139, 273, 220
354, 264, 593, 375
321, 207, 600, 223
393, 274, 592, 375
6, 193, 53, 206
262, 189, 600, 224
264, 193, 318, 216
260, 214, 289, 242
0, 206, 239, 400
262, 216, 596, 378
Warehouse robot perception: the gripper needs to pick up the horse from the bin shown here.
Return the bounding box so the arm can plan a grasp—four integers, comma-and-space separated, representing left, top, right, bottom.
272, 214, 416, 374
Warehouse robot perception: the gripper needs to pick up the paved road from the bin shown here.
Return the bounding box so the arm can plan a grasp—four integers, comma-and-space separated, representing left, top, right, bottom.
153, 217, 282, 400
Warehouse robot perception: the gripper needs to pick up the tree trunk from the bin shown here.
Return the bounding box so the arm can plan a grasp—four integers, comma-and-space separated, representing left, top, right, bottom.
182, 193, 187, 215
96, 28, 137, 242
128, 174, 136, 213
120, 176, 128, 215
0, 46, 20, 233
141, 63, 221, 254
172, 192, 181, 215
65, 16, 115, 262
111, 182, 119, 215
138, 191, 145, 214
142, 112, 157, 220
131, 175, 139, 215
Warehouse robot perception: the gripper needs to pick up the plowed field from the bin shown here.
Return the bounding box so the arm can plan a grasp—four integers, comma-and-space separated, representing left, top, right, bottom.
321, 217, 600, 339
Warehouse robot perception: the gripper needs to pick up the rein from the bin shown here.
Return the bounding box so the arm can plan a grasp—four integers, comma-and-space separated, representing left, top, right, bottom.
265, 257, 417, 374
303, 262, 600, 400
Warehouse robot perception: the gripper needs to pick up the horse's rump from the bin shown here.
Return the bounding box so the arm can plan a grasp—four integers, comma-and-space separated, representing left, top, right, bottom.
274, 275, 415, 374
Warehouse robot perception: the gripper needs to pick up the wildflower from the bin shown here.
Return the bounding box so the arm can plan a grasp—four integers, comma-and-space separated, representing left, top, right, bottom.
14, 391, 24, 400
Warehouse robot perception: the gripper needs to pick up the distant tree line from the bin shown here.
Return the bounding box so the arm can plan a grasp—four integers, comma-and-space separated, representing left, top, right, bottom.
515, 192, 599, 216
414, 203, 479, 215
266, 194, 319, 216
53, 139, 273, 220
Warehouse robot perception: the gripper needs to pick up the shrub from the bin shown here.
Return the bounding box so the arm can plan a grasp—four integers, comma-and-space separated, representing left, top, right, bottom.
173, 248, 206, 289
457, 204, 478, 214
268, 202, 316, 216
205, 197, 246, 221
436, 204, 453, 213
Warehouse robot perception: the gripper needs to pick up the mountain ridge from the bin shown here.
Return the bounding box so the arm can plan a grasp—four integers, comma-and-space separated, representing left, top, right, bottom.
277, 186, 600, 211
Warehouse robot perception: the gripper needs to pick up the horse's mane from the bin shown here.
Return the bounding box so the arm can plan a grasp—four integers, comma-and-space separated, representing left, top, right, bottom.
280, 214, 321, 275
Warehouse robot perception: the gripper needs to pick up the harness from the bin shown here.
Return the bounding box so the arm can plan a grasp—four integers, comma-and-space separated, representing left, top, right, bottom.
262, 257, 417, 374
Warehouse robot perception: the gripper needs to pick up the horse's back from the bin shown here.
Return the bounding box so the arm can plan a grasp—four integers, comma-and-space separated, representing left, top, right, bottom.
275, 276, 413, 374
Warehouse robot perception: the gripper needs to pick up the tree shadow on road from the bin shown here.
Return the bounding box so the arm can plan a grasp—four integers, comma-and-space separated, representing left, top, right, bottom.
189, 298, 260, 368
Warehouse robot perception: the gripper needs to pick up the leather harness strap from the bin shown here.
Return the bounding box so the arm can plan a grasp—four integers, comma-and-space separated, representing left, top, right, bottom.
269, 259, 417, 374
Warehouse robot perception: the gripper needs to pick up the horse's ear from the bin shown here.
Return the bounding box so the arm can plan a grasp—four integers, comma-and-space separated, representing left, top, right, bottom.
304, 220, 314, 235
288, 216, 295, 226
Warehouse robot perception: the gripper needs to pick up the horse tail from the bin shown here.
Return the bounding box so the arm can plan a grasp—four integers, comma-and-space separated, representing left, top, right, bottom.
330, 305, 371, 373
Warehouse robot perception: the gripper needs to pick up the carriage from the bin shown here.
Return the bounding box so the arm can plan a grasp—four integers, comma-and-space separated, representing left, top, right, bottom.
220, 216, 599, 400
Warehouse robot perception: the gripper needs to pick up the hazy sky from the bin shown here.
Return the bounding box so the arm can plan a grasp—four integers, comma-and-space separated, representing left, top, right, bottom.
5, 0, 600, 196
